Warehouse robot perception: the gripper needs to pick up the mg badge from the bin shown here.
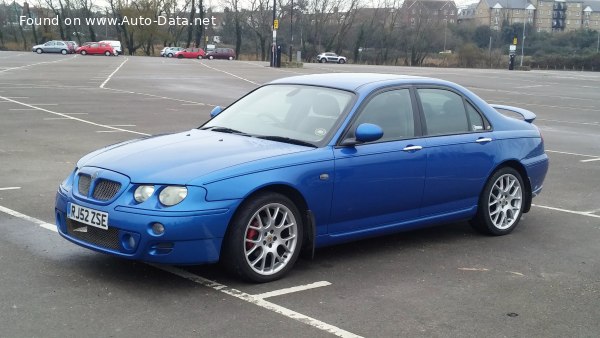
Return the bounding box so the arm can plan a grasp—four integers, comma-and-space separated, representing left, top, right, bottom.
91, 170, 101, 180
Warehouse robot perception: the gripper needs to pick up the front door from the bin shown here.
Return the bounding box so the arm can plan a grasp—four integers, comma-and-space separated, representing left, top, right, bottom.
330, 88, 426, 234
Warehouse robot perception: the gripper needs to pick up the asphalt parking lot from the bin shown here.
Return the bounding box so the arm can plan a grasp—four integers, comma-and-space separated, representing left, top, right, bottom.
1, 51, 599, 337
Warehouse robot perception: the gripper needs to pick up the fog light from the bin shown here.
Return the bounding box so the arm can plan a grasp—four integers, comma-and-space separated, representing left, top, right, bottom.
151, 223, 165, 235
128, 235, 136, 248
121, 233, 138, 251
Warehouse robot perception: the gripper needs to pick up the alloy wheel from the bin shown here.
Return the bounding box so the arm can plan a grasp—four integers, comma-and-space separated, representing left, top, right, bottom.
488, 173, 522, 230
243, 203, 298, 276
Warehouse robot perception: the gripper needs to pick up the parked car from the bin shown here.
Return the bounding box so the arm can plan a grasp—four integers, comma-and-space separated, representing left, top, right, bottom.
316, 52, 347, 64
162, 47, 184, 57
66, 41, 78, 54
32, 40, 70, 54
55, 73, 548, 283
99, 40, 122, 55
77, 42, 116, 56
174, 48, 205, 59
206, 48, 235, 60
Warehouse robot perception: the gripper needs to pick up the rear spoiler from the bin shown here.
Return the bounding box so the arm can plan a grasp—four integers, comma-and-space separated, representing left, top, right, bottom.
490, 104, 536, 123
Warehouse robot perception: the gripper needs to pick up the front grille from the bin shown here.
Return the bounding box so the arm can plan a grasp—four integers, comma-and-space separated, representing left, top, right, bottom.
92, 179, 121, 201
66, 218, 121, 250
78, 174, 91, 195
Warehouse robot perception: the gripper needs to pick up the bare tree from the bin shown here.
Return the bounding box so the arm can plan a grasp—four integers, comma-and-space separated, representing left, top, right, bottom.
222, 0, 243, 59
247, 0, 272, 60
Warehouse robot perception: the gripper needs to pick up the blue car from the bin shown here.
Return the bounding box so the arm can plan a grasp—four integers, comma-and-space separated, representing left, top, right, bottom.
55, 73, 548, 282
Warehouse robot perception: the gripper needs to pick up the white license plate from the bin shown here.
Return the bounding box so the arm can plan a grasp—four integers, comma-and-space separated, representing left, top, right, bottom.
68, 203, 109, 230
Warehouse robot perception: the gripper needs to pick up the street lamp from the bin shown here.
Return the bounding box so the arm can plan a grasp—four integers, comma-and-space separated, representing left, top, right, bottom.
521, 5, 535, 67
271, 0, 277, 67
289, 0, 293, 62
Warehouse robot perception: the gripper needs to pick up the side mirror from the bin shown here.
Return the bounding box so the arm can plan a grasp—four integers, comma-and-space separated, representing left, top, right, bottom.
210, 106, 223, 118
341, 123, 383, 146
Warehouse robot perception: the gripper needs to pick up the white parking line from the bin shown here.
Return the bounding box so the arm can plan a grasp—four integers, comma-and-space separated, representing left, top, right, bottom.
537, 118, 600, 126
254, 281, 332, 299
101, 87, 213, 106
0, 56, 76, 73
546, 150, 600, 163
532, 204, 600, 219
196, 61, 261, 85
0, 187, 21, 191
0, 205, 57, 232
0, 95, 149, 136
0, 205, 361, 338
100, 58, 129, 88
152, 264, 362, 338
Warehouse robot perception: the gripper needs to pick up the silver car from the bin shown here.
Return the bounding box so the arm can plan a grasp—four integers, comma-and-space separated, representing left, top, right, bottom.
164, 47, 184, 57
32, 40, 70, 55
316, 52, 347, 64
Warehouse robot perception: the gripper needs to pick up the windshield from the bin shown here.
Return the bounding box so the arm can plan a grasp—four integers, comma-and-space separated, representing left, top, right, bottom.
202, 84, 354, 145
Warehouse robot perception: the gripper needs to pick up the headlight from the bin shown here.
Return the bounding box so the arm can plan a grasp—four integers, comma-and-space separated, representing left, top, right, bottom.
159, 186, 188, 206
134, 185, 155, 203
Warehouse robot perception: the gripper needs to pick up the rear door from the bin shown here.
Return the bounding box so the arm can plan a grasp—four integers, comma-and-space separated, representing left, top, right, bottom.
416, 87, 496, 216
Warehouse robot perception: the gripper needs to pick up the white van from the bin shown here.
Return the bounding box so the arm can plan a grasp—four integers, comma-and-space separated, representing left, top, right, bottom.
100, 40, 122, 55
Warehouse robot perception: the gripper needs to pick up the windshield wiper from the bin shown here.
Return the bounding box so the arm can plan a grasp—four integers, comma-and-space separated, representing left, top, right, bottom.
200, 126, 249, 135
256, 135, 317, 148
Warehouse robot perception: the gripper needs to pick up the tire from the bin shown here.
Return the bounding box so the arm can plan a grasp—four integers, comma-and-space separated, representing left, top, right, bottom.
80, 50, 87, 55
319, 58, 326, 63
197, 55, 203, 59
36, 48, 43, 54
105, 51, 111, 56
222, 192, 303, 283
471, 167, 525, 236
61, 49, 67, 55
167, 53, 173, 57
208, 55, 214, 60
177, 54, 183, 59
338, 59, 346, 64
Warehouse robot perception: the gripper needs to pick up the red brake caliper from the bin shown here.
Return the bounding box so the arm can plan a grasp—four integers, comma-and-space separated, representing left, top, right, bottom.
246, 220, 259, 250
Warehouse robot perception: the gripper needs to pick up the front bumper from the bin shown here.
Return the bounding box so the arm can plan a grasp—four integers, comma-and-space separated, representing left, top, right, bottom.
55, 186, 240, 265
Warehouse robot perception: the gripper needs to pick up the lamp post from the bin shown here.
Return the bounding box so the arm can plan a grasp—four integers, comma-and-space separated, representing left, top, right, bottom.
271, 0, 277, 67
521, 6, 534, 67
520, 16, 526, 67
289, 0, 293, 62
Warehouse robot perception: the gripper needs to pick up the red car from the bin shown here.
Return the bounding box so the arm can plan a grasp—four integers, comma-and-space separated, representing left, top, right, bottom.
174, 48, 205, 59
77, 42, 116, 56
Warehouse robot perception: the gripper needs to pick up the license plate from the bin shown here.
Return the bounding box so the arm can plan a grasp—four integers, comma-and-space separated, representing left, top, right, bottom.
68, 203, 109, 230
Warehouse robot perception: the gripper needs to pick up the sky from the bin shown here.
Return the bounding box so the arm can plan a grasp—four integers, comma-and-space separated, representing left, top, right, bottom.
16, 0, 481, 12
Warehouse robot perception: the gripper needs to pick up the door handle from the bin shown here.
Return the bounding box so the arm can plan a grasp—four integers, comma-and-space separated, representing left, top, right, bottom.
475, 137, 493, 143
402, 145, 423, 152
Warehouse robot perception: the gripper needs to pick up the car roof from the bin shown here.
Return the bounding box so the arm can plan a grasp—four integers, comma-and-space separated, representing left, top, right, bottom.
269, 73, 437, 92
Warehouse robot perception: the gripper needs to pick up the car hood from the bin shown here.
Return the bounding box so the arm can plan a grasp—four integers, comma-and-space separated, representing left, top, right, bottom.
78, 129, 311, 184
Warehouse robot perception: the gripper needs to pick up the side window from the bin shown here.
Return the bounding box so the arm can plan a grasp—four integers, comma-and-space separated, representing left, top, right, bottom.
418, 89, 469, 135
466, 102, 488, 131
354, 89, 415, 142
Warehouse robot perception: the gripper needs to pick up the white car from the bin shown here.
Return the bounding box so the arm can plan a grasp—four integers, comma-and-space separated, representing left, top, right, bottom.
316, 52, 347, 64
99, 40, 122, 55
